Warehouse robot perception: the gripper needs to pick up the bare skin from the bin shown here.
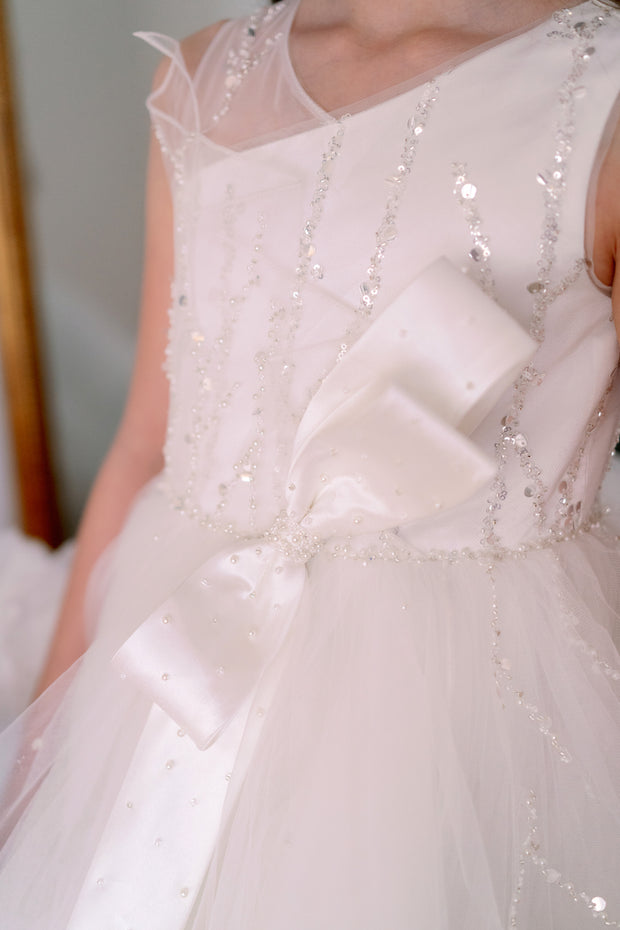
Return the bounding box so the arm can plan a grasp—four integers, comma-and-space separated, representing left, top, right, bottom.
288, 0, 583, 110
592, 110, 620, 320
35, 127, 173, 692
35, 1, 620, 694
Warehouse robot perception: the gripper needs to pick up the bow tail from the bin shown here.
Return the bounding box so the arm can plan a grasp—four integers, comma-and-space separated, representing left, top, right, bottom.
112, 545, 307, 750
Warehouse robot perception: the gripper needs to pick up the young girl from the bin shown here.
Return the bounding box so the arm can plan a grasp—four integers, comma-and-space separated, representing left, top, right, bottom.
1, 0, 620, 926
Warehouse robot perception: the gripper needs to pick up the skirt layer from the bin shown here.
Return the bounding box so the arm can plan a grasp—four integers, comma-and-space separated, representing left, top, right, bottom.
0, 482, 619, 929
0, 529, 72, 729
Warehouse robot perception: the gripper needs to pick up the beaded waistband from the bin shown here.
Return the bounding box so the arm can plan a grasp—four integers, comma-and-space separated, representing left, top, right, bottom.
322, 514, 615, 566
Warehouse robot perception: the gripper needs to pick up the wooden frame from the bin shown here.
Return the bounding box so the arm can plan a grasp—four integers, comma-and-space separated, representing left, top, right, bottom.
0, 0, 60, 545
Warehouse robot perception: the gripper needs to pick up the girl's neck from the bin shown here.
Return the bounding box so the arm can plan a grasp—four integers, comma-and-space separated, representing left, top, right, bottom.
289, 0, 583, 113
293, 0, 583, 43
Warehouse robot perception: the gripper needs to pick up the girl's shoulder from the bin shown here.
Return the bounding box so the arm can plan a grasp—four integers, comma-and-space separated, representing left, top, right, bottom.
151, 19, 229, 92
178, 20, 230, 81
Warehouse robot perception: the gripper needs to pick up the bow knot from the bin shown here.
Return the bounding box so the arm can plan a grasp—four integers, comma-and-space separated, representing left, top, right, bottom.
263, 511, 323, 563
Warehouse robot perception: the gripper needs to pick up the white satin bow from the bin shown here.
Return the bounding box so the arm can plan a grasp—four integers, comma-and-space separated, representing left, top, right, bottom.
113, 258, 536, 749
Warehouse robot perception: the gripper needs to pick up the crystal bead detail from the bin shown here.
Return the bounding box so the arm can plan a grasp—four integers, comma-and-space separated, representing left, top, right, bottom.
264, 512, 322, 563
461, 182, 477, 199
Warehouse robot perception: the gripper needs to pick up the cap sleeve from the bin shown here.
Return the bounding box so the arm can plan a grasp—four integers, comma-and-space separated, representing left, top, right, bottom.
135, 32, 201, 178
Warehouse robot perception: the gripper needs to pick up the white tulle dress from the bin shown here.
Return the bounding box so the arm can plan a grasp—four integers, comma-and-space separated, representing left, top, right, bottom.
1, 1, 620, 927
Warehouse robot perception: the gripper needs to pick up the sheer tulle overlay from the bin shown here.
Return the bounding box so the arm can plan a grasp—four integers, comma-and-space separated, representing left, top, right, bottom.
0, 530, 72, 730
2, 499, 620, 928
2, 1, 620, 927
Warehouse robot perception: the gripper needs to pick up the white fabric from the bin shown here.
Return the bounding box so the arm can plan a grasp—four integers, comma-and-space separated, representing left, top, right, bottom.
114, 258, 535, 751
1, 2, 620, 929
0, 531, 72, 729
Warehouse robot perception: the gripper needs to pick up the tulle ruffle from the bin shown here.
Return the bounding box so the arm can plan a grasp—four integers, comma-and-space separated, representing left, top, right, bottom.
193, 528, 620, 930
0, 529, 72, 730
1, 501, 619, 929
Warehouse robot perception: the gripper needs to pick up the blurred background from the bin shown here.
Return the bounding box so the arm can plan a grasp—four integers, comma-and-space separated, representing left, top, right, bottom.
0, 0, 257, 538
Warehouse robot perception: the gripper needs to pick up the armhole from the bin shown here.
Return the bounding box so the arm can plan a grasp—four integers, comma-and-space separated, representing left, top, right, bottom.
584, 90, 620, 296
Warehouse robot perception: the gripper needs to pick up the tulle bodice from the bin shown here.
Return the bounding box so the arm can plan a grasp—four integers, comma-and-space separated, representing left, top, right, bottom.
141, 0, 620, 556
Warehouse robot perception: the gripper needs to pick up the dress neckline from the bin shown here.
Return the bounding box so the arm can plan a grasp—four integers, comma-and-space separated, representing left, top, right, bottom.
279, 0, 599, 123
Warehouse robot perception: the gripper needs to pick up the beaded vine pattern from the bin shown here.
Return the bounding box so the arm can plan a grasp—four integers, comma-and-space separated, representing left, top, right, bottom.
487, 564, 573, 764
509, 790, 618, 928
161, 4, 286, 527
481, 7, 611, 551
159, 2, 617, 563
162, 41, 441, 534
452, 164, 496, 297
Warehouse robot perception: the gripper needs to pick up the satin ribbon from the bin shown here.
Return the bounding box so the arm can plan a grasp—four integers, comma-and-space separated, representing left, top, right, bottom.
113, 258, 536, 749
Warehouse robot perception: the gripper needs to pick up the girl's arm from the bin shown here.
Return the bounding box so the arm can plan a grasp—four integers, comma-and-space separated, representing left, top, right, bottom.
35, 23, 226, 697
35, 127, 173, 695
592, 111, 620, 333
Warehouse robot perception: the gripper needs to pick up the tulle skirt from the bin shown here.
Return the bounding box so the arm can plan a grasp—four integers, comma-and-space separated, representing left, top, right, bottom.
0, 529, 72, 730
1, 480, 620, 929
